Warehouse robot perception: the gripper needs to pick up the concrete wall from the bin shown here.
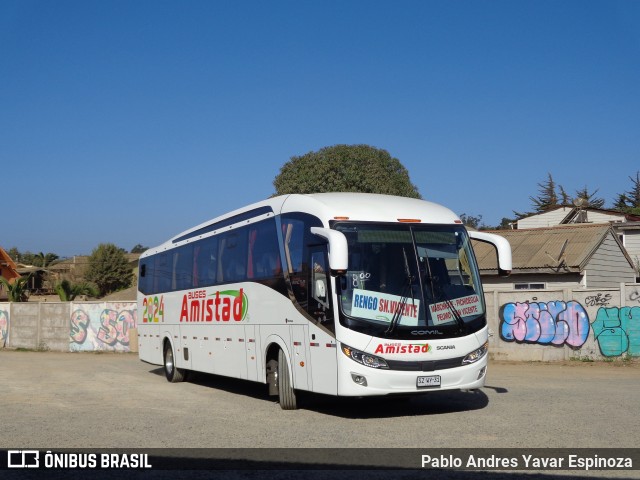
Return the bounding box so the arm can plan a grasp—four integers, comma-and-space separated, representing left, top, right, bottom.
0, 301, 137, 353
1, 285, 639, 360
486, 283, 640, 361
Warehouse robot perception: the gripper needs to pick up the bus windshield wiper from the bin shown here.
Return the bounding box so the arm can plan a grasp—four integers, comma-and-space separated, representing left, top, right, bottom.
385, 248, 415, 336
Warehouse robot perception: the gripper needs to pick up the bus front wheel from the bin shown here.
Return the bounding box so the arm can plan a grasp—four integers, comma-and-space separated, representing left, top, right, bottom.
277, 349, 297, 410
163, 342, 186, 383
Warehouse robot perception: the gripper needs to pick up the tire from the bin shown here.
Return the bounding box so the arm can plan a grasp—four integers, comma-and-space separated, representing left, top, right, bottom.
164, 342, 186, 383
277, 348, 297, 410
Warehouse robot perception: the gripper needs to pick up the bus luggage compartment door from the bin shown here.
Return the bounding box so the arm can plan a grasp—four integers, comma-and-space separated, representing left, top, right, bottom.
308, 332, 337, 396
289, 325, 310, 391
245, 325, 259, 382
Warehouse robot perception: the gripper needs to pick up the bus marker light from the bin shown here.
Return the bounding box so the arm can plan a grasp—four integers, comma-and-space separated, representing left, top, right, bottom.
397, 218, 421, 223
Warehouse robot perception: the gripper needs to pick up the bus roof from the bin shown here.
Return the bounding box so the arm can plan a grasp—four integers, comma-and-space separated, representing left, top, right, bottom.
281, 193, 460, 225
145, 193, 461, 256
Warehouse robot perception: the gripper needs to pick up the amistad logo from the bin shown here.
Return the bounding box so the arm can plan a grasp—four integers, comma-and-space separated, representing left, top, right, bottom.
374, 343, 431, 354
180, 289, 248, 322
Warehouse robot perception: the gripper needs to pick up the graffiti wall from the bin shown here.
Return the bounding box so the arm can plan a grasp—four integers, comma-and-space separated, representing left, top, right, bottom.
496, 287, 640, 359
70, 302, 137, 352
500, 301, 590, 348
592, 307, 640, 357
0, 307, 8, 348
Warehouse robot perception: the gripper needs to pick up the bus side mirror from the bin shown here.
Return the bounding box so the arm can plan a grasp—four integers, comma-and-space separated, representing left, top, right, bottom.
468, 231, 512, 277
310, 227, 348, 275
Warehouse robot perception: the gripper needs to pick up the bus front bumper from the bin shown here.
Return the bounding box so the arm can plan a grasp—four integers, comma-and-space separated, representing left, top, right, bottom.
337, 354, 488, 397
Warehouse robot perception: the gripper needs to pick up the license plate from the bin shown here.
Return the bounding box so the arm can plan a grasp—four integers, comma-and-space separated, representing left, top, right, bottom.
417, 375, 441, 388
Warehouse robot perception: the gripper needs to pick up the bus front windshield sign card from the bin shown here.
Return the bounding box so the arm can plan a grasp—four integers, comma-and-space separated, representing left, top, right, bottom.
428, 294, 481, 326
351, 288, 420, 325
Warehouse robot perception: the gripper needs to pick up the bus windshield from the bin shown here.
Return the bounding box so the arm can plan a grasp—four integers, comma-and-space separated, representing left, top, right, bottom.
335, 223, 486, 339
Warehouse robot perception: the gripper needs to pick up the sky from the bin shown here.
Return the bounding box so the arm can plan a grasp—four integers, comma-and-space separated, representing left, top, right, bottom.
2, 0, 639, 258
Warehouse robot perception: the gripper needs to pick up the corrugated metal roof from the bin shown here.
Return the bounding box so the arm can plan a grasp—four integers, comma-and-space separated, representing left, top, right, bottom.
473, 223, 611, 273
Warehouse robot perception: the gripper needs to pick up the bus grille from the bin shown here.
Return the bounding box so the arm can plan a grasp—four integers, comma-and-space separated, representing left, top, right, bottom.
385, 356, 465, 372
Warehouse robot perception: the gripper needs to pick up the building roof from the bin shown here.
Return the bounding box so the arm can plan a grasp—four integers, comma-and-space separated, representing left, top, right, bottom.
0, 246, 20, 281
517, 205, 640, 225
472, 223, 629, 274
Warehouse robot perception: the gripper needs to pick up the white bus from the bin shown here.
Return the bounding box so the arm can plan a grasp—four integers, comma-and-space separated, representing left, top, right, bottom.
137, 193, 511, 409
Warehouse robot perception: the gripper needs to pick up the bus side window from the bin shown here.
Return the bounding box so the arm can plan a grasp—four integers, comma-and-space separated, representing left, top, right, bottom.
281, 213, 333, 329
153, 253, 171, 294
139, 260, 151, 294
218, 230, 248, 284
248, 219, 281, 279
194, 236, 218, 287
173, 244, 194, 291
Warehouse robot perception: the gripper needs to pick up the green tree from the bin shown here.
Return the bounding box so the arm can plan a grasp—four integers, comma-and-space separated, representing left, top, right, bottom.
54, 280, 99, 301
573, 186, 605, 209
7, 247, 20, 263
625, 171, 640, 212
273, 144, 421, 198
34, 252, 59, 268
493, 217, 517, 230
0, 275, 32, 302
19, 251, 37, 266
84, 243, 133, 297
613, 193, 630, 211
459, 213, 484, 230
529, 173, 561, 213
130, 244, 148, 254
613, 172, 640, 215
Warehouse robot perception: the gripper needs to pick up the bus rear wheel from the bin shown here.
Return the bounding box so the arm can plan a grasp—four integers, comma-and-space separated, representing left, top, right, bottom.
277, 349, 297, 410
164, 342, 186, 383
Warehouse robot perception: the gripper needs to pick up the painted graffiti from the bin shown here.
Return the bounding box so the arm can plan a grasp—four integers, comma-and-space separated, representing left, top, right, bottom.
97, 309, 135, 346
69, 303, 137, 352
585, 293, 612, 307
0, 309, 8, 348
592, 306, 640, 357
499, 301, 590, 349
70, 309, 90, 344
628, 288, 640, 304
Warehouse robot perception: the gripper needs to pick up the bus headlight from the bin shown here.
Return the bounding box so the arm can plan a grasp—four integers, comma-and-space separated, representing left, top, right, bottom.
341, 344, 389, 369
462, 341, 488, 365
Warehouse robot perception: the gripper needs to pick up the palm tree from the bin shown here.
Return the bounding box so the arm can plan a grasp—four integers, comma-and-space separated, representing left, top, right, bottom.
0, 275, 32, 302
54, 280, 99, 301
35, 252, 59, 268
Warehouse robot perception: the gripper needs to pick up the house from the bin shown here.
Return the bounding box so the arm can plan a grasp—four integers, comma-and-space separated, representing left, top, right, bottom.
47, 256, 91, 284
472, 223, 637, 290
516, 206, 640, 267
15, 265, 49, 294
0, 246, 21, 300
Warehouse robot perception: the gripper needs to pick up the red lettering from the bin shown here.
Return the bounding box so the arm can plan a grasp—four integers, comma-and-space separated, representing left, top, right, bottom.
206, 299, 213, 321
222, 297, 231, 321
214, 292, 221, 321
180, 296, 188, 322
375, 344, 384, 354
233, 289, 244, 321
190, 300, 200, 322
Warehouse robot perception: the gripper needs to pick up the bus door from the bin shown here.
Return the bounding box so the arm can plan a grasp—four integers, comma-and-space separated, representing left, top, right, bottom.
290, 324, 310, 391
307, 249, 338, 395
